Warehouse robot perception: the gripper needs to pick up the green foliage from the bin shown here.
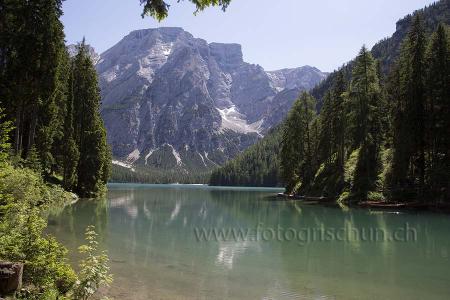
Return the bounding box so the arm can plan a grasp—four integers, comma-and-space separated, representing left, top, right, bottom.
205, 1, 449, 205
0, 162, 112, 299
0, 0, 67, 175
23, 146, 43, 174
0, 107, 13, 163
67, 41, 111, 197
0, 163, 77, 298
390, 15, 428, 191
210, 126, 283, 187
0, 2, 114, 298
389, 17, 450, 201
62, 65, 80, 191
345, 46, 386, 199
423, 23, 450, 199
281, 92, 318, 193
286, 16, 448, 203
1, 4, 110, 198
141, 0, 232, 21
73, 226, 113, 300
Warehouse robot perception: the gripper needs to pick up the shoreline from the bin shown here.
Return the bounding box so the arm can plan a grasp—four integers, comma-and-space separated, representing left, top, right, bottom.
276, 193, 450, 213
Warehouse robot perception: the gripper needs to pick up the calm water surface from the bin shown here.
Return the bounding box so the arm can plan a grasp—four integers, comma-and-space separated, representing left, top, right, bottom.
47, 183, 450, 300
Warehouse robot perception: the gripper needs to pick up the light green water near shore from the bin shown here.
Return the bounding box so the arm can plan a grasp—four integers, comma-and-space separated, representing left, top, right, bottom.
47, 183, 450, 299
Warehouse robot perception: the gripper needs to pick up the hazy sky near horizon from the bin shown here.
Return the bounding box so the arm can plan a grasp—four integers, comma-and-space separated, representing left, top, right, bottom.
62, 0, 436, 72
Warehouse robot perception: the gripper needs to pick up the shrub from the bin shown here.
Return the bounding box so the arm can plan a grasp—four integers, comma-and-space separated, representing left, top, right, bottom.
73, 226, 113, 300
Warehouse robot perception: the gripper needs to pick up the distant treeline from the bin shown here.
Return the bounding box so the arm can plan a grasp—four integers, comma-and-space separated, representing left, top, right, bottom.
209, 126, 283, 187
111, 164, 211, 184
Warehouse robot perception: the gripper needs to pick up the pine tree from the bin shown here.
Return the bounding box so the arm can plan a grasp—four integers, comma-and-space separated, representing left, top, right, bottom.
62, 61, 80, 190
346, 46, 386, 199
424, 23, 450, 199
281, 92, 317, 193
0, 108, 13, 164
390, 15, 427, 195
331, 70, 347, 170
71, 41, 111, 197
318, 92, 333, 165
23, 146, 42, 173
0, 0, 67, 175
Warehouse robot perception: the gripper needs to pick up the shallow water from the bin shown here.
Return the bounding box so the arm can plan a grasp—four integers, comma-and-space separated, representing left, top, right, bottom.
47, 183, 450, 299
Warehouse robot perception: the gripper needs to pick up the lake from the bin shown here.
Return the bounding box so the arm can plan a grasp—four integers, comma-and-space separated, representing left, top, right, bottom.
47, 183, 450, 299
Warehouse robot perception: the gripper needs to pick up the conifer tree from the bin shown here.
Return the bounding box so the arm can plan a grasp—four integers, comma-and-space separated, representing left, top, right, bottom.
424, 23, 450, 198
390, 15, 427, 194
70, 41, 111, 197
330, 70, 347, 170
62, 62, 80, 190
281, 92, 317, 193
318, 92, 333, 165
0, 108, 13, 164
346, 46, 386, 199
0, 0, 67, 175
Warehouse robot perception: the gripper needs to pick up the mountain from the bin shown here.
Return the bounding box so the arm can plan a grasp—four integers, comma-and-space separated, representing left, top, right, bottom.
95, 27, 327, 173
213, 0, 450, 187
312, 0, 450, 103
210, 125, 283, 187
267, 66, 328, 92
67, 44, 100, 64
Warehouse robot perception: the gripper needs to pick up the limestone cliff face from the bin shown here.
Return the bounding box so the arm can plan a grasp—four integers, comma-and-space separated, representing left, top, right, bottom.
94, 27, 327, 171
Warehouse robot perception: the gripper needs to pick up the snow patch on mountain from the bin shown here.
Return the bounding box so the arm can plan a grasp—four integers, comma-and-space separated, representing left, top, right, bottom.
112, 160, 136, 172
218, 105, 262, 134
127, 149, 140, 163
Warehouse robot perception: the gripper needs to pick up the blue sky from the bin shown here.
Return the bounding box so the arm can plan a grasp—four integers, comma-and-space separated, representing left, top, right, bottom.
62, 0, 436, 72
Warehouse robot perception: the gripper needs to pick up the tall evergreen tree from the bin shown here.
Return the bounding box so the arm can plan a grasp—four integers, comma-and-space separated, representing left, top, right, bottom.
62, 60, 80, 190
330, 70, 347, 170
424, 23, 450, 199
70, 41, 111, 197
390, 15, 427, 194
346, 46, 386, 199
317, 70, 348, 170
0, 0, 67, 175
318, 92, 333, 165
281, 92, 317, 193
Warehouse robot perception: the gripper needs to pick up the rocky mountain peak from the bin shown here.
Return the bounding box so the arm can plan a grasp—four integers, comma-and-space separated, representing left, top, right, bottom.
96, 27, 328, 172
209, 43, 244, 70
67, 43, 100, 64
267, 65, 328, 92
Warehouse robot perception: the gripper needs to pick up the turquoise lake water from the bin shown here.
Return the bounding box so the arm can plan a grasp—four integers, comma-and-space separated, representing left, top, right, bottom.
47, 183, 450, 299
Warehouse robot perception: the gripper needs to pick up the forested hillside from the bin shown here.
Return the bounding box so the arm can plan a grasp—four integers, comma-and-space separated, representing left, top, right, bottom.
281, 18, 449, 203
210, 126, 283, 187
212, 1, 450, 194
312, 0, 449, 103
110, 164, 211, 184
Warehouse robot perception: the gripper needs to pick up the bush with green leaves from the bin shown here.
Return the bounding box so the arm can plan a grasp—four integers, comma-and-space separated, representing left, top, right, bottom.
73, 226, 113, 300
0, 164, 110, 299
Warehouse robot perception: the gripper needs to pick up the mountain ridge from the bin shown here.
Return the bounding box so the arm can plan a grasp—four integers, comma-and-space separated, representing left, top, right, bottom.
87, 27, 327, 173
211, 0, 450, 187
